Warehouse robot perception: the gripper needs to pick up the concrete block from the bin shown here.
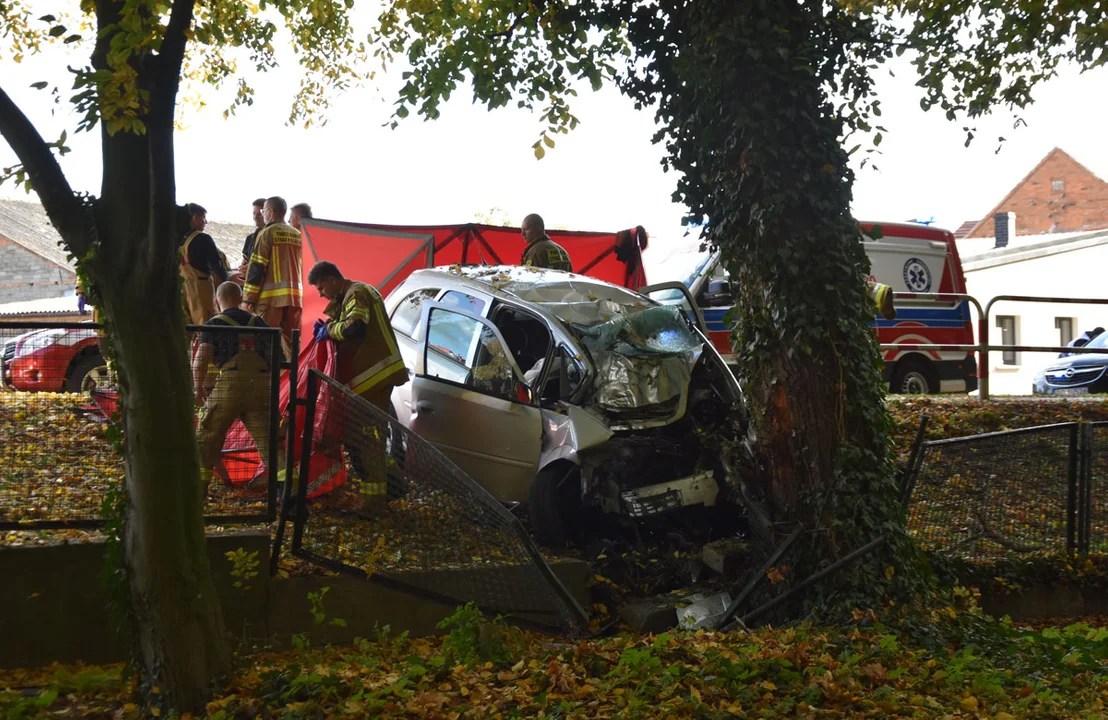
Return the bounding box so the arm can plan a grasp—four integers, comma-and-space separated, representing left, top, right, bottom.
620, 599, 677, 633
702, 538, 749, 579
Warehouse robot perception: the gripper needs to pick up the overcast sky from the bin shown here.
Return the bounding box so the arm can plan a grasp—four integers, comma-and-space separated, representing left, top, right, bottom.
2, 17, 1106, 264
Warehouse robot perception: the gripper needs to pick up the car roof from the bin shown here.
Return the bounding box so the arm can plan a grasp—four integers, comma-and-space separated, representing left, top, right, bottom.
409, 265, 649, 312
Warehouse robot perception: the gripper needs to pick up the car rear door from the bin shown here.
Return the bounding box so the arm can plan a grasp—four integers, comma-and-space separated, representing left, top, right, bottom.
408, 302, 543, 502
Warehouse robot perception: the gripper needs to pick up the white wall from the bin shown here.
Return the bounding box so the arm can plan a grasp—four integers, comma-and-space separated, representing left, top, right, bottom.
963, 242, 1108, 395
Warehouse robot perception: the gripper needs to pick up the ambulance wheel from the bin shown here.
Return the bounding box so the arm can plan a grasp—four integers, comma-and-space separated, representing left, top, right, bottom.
529, 464, 581, 550
67, 351, 109, 393
891, 358, 938, 395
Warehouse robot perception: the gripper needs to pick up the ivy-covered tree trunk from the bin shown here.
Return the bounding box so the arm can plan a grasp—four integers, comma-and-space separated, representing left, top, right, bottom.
0, 0, 229, 711
635, 0, 923, 604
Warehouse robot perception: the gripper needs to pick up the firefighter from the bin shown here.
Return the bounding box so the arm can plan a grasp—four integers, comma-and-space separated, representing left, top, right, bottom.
194, 281, 273, 494
520, 213, 573, 271
234, 197, 267, 284
868, 279, 897, 321
308, 260, 408, 513
180, 202, 230, 326
289, 202, 313, 230
242, 196, 303, 360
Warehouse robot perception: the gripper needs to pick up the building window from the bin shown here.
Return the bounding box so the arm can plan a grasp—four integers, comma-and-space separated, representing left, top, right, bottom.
997, 315, 1018, 365
1051, 179, 1065, 192
1056, 317, 1075, 347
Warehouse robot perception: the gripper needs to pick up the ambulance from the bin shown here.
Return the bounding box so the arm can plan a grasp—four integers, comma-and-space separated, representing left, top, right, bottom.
645, 222, 978, 394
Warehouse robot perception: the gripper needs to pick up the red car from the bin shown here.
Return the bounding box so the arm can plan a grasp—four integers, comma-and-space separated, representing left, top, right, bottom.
1, 325, 109, 393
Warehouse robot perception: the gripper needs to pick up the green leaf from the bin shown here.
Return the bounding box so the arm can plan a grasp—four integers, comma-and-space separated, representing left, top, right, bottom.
30, 81, 48, 90
532, 142, 545, 160
48, 25, 67, 38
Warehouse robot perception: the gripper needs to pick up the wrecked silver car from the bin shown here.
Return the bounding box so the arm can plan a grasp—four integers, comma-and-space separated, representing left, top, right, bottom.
384, 265, 747, 546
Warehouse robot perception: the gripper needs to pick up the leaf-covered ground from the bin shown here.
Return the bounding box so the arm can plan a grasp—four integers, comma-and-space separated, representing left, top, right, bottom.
0, 391, 273, 537
2, 601, 1107, 719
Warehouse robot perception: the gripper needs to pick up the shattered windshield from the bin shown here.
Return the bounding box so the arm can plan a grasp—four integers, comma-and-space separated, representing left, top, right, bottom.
570, 305, 702, 357
568, 305, 704, 421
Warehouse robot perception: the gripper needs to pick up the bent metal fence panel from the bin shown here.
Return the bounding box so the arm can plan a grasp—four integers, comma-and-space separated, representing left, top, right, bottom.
287, 370, 589, 635
906, 423, 1078, 562
0, 321, 281, 529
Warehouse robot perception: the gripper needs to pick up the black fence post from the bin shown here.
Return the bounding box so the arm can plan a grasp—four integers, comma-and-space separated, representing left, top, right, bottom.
900, 415, 930, 507
1067, 422, 1080, 554
1080, 422, 1093, 555
291, 369, 319, 554
265, 327, 282, 522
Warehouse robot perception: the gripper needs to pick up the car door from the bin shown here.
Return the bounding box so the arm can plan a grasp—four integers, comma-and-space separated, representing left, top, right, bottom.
408, 302, 543, 502
638, 281, 710, 338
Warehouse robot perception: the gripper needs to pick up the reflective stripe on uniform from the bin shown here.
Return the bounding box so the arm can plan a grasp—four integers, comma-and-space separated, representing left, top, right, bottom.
306, 460, 343, 496
349, 353, 404, 396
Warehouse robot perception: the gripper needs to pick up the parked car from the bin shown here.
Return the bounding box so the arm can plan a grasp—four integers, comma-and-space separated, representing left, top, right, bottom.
1032, 331, 1108, 396
0, 325, 108, 393
383, 265, 749, 546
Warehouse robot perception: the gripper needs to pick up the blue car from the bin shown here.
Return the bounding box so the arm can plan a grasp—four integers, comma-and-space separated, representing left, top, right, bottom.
1033, 331, 1108, 395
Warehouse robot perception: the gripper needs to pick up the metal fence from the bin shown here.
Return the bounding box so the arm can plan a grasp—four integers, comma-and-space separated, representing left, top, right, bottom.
0, 321, 283, 529
904, 421, 1108, 560
277, 369, 589, 635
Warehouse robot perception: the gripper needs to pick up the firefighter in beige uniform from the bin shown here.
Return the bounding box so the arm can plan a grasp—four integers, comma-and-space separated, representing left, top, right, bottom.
179, 203, 230, 325
308, 261, 408, 512
520, 213, 572, 271
194, 282, 272, 493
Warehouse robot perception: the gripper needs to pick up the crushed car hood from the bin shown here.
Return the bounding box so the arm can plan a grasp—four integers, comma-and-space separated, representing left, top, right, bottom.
569, 304, 704, 429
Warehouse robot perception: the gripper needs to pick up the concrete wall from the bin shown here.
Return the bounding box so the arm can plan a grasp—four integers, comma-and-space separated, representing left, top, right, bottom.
0, 238, 75, 304
964, 242, 1108, 395
0, 532, 590, 669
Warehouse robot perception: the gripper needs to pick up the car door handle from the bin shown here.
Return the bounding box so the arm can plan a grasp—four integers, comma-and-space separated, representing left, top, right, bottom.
416, 401, 435, 414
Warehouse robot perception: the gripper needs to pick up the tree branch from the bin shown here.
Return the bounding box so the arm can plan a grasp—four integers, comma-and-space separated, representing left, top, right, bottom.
0, 85, 91, 259
153, 0, 197, 121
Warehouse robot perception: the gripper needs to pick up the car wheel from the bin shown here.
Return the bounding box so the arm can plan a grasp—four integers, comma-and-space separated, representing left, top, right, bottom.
891, 358, 938, 395
528, 464, 581, 550
66, 352, 109, 393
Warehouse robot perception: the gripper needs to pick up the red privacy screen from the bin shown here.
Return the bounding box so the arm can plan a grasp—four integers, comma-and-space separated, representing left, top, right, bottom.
297, 219, 649, 337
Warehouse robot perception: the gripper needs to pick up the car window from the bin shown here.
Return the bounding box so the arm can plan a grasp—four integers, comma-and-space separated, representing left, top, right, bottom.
529, 345, 585, 403
438, 290, 487, 315
425, 308, 519, 402
391, 288, 439, 338
1087, 331, 1108, 349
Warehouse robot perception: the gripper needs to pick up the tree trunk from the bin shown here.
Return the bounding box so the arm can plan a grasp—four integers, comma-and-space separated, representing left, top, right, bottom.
108, 290, 232, 710
650, 0, 926, 606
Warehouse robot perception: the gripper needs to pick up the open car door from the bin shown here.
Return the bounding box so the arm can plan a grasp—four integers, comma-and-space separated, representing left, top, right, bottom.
408, 302, 543, 502
639, 281, 709, 337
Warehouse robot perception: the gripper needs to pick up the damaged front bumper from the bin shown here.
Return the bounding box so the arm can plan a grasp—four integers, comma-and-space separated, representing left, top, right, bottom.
620, 470, 719, 517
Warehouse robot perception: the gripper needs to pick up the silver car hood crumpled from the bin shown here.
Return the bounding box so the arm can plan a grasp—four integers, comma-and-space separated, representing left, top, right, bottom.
568, 304, 704, 429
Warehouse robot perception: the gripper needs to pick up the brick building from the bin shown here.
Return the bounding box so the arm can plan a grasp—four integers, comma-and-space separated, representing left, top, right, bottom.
964, 147, 1108, 239
0, 199, 253, 309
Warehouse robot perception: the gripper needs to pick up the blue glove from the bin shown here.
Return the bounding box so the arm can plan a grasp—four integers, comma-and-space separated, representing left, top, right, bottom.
313, 319, 330, 343
77, 296, 88, 315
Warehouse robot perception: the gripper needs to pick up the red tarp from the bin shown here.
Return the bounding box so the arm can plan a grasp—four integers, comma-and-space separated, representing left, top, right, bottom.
297, 220, 649, 341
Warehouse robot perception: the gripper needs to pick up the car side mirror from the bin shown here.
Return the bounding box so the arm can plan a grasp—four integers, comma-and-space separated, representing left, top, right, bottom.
515, 380, 534, 405
703, 280, 733, 307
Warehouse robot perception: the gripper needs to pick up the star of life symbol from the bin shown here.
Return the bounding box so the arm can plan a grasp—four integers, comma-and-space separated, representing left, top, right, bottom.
902, 257, 932, 293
